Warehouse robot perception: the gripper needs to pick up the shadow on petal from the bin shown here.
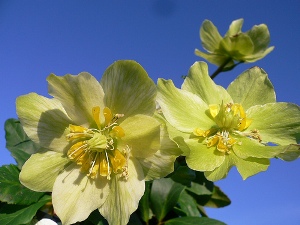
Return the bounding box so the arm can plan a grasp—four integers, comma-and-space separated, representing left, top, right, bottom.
38, 109, 73, 154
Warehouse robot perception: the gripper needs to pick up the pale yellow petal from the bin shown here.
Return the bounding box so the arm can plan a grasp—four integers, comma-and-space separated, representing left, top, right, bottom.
20, 151, 69, 192
99, 158, 145, 225
52, 164, 109, 225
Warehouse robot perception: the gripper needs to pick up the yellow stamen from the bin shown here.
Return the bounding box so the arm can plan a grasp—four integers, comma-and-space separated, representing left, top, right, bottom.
69, 124, 88, 133
67, 141, 88, 160
193, 128, 215, 137
79, 153, 92, 174
239, 117, 253, 131
92, 106, 101, 129
193, 128, 206, 137
193, 102, 259, 155
231, 103, 240, 116
66, 106, 128, 180
209, 104, 220, 118
207, 135, 219, 147
103, 107, 113, 126
111, 126, 125, 138
217, 138, 228, 152
99, 152, 110, 178
236, 103, 246, 118
88, 153, 100, 179
109, 149, 127, 173
206, 131, 237, 153
228, 137, 237, 146
66, 125, 93, 140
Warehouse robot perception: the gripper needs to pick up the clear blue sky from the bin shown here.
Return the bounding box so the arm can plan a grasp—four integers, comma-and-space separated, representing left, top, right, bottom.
0, 1, 299, 224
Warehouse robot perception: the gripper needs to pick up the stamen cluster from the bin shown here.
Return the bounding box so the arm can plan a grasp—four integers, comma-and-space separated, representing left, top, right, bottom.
193, 103, 252, 153
66, 106, 129, 180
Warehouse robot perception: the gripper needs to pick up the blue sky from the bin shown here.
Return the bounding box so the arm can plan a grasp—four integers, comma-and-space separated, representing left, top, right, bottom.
0, 1, 299, 224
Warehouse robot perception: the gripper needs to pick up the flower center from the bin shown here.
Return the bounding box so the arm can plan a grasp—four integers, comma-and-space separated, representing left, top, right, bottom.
66, 106, 129, 180
193, 102, 253, 153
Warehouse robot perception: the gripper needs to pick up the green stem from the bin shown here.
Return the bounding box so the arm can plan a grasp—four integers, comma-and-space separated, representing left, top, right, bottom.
210, 57, 232, 80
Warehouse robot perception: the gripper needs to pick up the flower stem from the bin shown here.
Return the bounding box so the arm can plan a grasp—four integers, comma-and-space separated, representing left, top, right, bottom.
210, 57, 232, 80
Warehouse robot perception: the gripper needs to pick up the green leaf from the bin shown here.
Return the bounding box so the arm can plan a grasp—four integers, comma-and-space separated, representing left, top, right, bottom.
172, 206, 189, 217
177, 190, 200, 217
87, 210, 108, 225
5, 119, 39, 169
186, 171, 213, 196
170, 166, 196, 186
0, 195, 51, 225
138, 181, 153, 223
5, 119, 31, 148
204, 186, 231, 208
185, 171, 214, 206
0, 164, 45, 205
150, 178, 185, 221
197, 205, 208, 217
164, 216, 226, 225
87, 210, 143, 225
128, 212, 143, 225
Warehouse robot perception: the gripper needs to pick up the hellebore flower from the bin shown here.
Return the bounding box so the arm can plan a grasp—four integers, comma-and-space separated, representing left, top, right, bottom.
157, 61, 300, 181
17, 60, 179, 225
195, 19, 274, 70
35, 218, 60, 225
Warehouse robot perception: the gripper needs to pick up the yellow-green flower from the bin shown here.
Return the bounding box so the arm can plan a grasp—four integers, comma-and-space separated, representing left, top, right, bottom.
195, 19, 274, 69
157, 61, 300, 181
17, 60, 179, 225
